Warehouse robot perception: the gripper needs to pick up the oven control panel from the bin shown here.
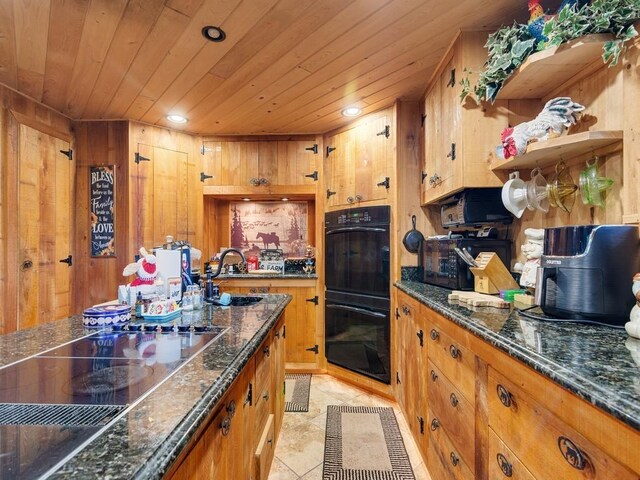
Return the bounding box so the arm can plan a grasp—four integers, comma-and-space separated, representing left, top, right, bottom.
325, 205, 390, 228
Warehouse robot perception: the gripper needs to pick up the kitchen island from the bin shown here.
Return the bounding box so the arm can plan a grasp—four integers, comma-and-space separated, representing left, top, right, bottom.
396, 280, 640, 479
0, 294, 290, 479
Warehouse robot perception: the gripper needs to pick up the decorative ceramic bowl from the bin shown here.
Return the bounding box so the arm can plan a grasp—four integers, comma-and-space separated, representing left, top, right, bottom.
83, 304, 132, 328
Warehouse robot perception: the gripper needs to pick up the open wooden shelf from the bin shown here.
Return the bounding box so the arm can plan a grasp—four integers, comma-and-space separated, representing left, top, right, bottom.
492, 130, 623, 171
497, 33, 613, 100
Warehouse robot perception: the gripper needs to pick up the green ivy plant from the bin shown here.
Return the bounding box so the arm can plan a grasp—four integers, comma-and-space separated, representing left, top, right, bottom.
462, 0, 640, 103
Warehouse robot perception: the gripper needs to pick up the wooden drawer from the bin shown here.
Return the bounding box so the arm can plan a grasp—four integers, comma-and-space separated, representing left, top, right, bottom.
489, 428, 536, 480
255, 334, 273, 393
398, 292, 421, 320
255, 414, 275, 480
254, 380, 273, 439
427, 360, 475, 470
488, 368, 638, 480
427, 408, 474, 480
427, 319, 475, 404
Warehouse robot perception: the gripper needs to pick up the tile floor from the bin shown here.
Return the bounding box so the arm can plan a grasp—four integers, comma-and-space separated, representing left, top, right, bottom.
268, 374, 432, 480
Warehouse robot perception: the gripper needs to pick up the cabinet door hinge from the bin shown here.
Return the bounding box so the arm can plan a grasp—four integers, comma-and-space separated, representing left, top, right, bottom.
244, 383, 253, 406
59, 255, 73, 266
447, 68, 456, 88
305, 144, 319, 154
447, 143, 456, 161
421, 114, 427, 127
417, 329, 424, 347
200, 172, 213, 182
376, 177, 390, 189
394, 307, 400, 320
60, 149, 73, 160
304, 171, 318, 182
376, 125, 390, 138
396, 371, 401, 384
283, 325, 286, 339
326, 146, 336, 157
135, 152, 150, 164
306, 344, 319, 354
200, 144, 213, 155
306, 296, 319, 305
421, 171, 428, 184
326, 189, 336, 199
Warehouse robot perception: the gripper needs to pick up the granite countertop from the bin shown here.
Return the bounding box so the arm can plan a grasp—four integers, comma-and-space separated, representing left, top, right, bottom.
0, 294, 290, 479
396, 280, 640, 433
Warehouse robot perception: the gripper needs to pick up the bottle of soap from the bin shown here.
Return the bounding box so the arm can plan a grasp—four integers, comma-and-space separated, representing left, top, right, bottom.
135, 291, 144, 318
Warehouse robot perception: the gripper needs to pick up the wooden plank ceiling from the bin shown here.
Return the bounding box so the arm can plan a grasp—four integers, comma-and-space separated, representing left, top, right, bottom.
0, 0, 535, 135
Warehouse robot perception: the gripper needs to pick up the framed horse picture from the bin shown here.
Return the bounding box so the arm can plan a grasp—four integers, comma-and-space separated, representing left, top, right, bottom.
229, 201, 308, 257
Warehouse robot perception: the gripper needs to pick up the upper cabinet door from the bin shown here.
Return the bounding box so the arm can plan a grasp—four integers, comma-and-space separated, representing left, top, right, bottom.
275, 140, 318, 186
325, 129, 356, 208
354, 111, 392, 204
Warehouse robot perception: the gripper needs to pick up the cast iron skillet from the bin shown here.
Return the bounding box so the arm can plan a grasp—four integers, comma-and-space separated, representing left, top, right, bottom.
403, 215, 424, 253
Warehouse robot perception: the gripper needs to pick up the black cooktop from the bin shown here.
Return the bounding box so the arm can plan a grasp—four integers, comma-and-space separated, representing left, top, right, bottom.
0, 328, 227, 406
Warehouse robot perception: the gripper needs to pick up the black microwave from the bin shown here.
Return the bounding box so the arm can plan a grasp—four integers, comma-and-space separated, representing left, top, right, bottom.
419, 238, 512, 290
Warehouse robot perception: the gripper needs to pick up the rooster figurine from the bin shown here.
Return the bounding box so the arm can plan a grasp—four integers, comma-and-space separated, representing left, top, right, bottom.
528, 0, 589, 44
497, 97, 585, 159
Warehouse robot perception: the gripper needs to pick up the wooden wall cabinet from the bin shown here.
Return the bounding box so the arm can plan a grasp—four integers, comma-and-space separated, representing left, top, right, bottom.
421, 31, 506, 205
324, 107, 393, 208
201, 138, 320, 189
167, 314, 285, 480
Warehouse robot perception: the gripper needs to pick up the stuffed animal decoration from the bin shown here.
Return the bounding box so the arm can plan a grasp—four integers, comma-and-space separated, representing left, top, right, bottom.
497, 97, 585, 159
625, 273, 640, 339
123, 247, 158, 287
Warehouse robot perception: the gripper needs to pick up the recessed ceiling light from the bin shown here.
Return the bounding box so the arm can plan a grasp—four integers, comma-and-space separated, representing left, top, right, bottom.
341, 106, 362, 117
202, 25, 226, 42
166, 114, 188, 124
242, 198, 251, 202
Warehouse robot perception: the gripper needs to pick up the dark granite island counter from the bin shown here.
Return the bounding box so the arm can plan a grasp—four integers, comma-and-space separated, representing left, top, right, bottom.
396, 280, 640, 432
0, 294, 290, 479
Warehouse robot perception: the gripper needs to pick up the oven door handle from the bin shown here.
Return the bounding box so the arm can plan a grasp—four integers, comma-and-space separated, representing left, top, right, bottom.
326, 227, 387, 234
326, 303, 387, 318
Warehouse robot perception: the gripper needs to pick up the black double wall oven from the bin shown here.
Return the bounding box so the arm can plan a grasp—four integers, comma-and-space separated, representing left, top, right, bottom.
324, 206, 390, 384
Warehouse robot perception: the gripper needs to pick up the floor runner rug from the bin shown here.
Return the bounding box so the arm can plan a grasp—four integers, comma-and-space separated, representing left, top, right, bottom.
323, 405, 415, 479
284, 373, 311, 412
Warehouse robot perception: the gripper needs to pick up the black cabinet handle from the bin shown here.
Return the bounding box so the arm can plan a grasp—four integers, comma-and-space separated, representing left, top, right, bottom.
430, 418, 440, 431
449, 344, 460, 359
402, 304, 410, 315
416, 330, 424, 347
558, 436, 588, 470
450, 393, 459, 408
497, 384, 513, 408
417, 416, 424, 434
430, 370, 438, 382
450, 451, 459, 467
220, 415, 231, 436
263, 346, 270, 357
497, 453, 513, 477
430, 329, 439, 341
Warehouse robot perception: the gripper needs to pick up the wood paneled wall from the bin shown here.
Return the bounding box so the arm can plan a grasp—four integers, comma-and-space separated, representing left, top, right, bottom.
73, 121, 129, 313
0, 84, 73, 334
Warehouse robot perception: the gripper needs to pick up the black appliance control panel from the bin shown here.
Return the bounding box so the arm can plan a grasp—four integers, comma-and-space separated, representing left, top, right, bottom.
325, 205, 390, 228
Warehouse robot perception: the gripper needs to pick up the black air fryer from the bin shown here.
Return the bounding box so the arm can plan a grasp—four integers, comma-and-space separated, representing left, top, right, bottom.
535, 225, 640, 327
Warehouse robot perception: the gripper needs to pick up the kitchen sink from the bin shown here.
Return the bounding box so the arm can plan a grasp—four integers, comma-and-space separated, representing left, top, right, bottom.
213, 296, 263, 307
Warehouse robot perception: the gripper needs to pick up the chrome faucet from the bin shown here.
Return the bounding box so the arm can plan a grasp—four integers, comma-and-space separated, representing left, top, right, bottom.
210, 248, 246, 278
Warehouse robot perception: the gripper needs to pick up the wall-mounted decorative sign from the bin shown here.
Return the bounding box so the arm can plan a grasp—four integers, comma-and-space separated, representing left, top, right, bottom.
90, 165, 116, 257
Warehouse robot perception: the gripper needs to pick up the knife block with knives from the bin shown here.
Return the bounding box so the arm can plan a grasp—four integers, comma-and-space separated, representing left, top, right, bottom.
468, 252, 519, 294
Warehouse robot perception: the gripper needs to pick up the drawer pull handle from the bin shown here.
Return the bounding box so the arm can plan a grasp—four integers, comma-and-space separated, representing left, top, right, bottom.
226, 400, 236, 418
497, 384, 513, 408
449, 344, 460, 359
450, 452, 459, 467
274, 330, 280, 338
250, 288, 257, 293
450, 393, 459, 408
430, 370, 438, 382
263, 392, 270, 401
402, 305, 410, 315
264, 346, 270, 357
430, 418, 440, 431
558, 436, 587, 471
220, 415, 231, 436
497, 453, 513, 477
430, 329, 439, 341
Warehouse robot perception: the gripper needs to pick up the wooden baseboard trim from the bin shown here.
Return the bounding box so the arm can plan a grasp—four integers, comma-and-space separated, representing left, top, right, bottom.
326, 364, 394, 400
